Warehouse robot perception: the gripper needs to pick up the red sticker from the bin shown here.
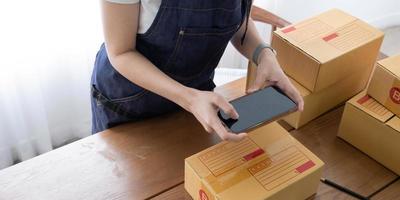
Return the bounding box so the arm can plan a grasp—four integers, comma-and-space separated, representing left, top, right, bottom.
296, 160, 315, 173
282, 26, 296, 33
357, 95, 371, 105
243, 148, 265, 161
323, 33, 338, 41
390, 87, 400, 104
199, 189, 209, 200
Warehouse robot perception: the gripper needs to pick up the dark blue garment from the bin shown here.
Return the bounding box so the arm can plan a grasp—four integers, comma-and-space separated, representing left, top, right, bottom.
91, 0, 248, 133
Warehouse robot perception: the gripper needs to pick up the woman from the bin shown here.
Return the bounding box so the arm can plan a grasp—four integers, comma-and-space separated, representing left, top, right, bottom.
91, 0, 303, 141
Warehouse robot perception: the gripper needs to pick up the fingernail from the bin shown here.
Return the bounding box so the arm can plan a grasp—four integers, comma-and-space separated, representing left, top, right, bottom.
239, 133, 248, 138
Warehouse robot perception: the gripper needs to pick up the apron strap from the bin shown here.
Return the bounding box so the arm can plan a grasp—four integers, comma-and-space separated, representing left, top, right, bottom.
91, 85, 137, 119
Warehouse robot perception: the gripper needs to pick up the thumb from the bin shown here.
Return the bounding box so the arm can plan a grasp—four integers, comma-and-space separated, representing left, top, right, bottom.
214, 95, 239, 119
247, 73, 265, 93
276, 78, 304, 111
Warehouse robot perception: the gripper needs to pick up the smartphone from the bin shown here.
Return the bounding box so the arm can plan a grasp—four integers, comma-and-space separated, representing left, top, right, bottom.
218, 86, 297, 133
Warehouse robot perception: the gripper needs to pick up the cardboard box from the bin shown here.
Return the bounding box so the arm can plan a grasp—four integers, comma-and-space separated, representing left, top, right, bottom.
367, 55, 400, 117
271, 9, 384, 92
282, 68, 369, 129
184, 122, 324, 200
338, 91, 400, 175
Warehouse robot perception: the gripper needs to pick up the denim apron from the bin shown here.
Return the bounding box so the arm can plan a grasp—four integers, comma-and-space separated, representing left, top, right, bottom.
91, 0, 248, 133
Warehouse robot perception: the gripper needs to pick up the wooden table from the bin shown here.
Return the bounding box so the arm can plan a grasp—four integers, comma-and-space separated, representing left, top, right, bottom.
1, 77, 399, 200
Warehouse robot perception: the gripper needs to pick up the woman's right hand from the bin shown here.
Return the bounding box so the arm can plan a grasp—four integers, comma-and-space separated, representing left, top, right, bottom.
184, 89, 248, 142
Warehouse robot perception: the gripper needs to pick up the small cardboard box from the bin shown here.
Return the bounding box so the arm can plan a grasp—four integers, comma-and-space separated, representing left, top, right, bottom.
272, 9, 384, 92
367, 55, 400, 117
184, 122, 324, 200
283, 68, 368, 129
338, 91, 400, 175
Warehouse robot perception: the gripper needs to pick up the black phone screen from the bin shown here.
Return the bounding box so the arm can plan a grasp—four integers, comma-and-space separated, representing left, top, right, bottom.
218, 86, 297, 133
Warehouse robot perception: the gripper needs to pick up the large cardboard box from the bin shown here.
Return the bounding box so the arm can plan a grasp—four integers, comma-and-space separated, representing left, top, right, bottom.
184, 122, 324, 200
338, 91, 400, 175
271, 9, 384, 92
367, 55, 400, 117
283, 68, 368, 129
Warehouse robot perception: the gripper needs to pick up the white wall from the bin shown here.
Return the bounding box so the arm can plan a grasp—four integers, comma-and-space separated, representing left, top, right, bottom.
218, 0, 400, 69
273, 0, 400, 29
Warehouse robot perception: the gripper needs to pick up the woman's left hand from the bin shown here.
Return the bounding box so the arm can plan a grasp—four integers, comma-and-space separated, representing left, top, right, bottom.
247, 49, 304, 111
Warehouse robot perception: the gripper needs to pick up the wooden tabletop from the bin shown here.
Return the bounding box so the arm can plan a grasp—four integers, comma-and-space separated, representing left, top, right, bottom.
1, 77, 399, 200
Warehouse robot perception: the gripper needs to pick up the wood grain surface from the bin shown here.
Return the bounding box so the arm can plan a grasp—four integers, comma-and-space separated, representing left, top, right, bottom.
0, 78, 245, 200
150, 106, 399, 200
1, 53, 398, 200
372, 180, 400, 200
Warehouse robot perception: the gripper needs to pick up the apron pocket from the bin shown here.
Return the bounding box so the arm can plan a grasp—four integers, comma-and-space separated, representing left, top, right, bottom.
108, 89, 148, 103
92, 85, 146, 118
164, 23, 240, 80
92, 85, 179, 120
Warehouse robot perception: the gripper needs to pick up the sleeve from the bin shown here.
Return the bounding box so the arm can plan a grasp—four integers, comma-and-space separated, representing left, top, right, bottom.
105, 0, 139, 4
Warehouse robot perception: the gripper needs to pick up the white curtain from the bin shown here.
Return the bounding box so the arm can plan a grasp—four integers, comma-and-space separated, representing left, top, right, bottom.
0, 1, 103, 169
0, 0, 278, 169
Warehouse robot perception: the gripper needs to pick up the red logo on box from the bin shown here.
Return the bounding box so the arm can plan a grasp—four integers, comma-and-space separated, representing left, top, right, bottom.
296, 160, 315, 173
199, 189, 209, 200
390, 87, 400, 104
357, 95, 371, 105
282, 26, 296, 33
243, 148, 265, 161
323, 33, 338, 41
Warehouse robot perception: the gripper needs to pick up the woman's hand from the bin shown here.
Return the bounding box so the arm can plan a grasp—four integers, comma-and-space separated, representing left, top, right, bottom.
247, 49, 304, 111
185, 89, 248, 142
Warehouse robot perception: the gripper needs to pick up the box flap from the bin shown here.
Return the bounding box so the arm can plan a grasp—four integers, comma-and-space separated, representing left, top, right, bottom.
386, 117, 400, 132
348, 91, 394, 123
186, 153, 213, 179
275, 9, 384, 63
377, 54, 400, 78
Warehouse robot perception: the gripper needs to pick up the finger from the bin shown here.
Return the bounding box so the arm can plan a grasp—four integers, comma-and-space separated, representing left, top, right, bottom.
224, 131, 248, 142
247, 71, 266, 93
264, 80, 276, 88
235, 132, 248, 140
214, 95, 239, 119
276, 78, 304, 111
198, 118, 213, 134
193, 113, 214, 134
212, 119, 247, 142
281, 81, 304, 111
297, 96, 304, 112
